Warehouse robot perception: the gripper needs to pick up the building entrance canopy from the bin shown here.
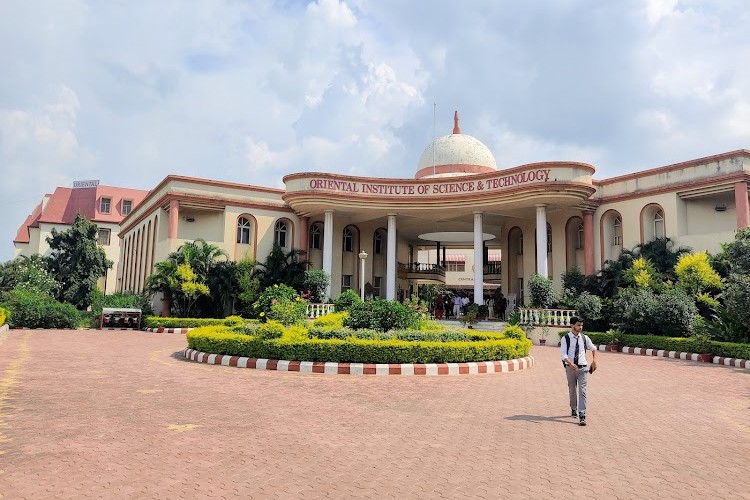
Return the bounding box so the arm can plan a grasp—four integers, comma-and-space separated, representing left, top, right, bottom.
282, 161, 596, 219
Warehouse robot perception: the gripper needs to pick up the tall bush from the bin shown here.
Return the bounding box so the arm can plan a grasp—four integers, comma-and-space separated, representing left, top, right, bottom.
528, 274, 555, 308
333, 290, 362, 312
1, 289, 80, 329
344, 300, 420, 332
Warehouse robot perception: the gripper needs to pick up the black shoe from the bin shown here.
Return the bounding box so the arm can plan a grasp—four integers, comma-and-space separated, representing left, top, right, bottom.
571, 409, 577, 418
579, 415, 587, 426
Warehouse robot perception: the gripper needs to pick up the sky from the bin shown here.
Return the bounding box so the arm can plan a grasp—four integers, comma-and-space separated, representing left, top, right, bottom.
1, 0, 749, 261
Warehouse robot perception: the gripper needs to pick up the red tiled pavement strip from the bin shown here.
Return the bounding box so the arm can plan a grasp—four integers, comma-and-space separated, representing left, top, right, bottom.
0, 330, 749, 499
184, 348, 535, 375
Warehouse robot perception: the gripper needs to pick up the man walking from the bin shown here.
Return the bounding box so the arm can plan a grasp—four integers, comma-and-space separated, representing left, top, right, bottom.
560, 316, 598, 426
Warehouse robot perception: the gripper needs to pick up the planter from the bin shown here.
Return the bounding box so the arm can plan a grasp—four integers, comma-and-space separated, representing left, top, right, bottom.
539, 338, 547, 346
606, 344, 620, 353
697, 353, 713, 362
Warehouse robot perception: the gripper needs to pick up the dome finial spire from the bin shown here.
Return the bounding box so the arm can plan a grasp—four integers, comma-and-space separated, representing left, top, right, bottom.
453, 110, 461, 134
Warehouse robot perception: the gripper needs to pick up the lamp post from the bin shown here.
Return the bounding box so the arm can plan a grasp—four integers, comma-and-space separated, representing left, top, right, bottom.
358, 250, 368, 300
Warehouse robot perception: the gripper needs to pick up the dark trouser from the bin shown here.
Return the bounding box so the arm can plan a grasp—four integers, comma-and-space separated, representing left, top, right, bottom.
565, 365, 589, 415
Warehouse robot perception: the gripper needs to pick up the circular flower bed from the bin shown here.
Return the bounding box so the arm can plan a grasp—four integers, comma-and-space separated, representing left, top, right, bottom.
185, 322, 531, 364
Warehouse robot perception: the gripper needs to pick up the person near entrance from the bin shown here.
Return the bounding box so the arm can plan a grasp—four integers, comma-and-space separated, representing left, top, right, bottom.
560, 316, 598, 426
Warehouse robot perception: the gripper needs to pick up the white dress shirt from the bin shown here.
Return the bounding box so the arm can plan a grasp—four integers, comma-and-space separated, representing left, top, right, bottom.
560, 332, 595, 366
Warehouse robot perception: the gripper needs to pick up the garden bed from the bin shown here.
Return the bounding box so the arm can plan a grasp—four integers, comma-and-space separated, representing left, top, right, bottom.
185, 325, 531, 364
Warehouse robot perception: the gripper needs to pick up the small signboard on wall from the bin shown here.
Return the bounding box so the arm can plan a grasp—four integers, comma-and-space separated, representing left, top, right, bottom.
73, 180, 100, 188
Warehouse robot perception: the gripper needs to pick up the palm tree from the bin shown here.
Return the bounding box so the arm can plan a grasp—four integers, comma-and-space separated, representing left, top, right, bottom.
632, 237, 691, 281
254, 245, 309, 290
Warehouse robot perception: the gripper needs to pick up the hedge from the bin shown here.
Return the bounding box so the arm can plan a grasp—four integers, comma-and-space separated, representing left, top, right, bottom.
186, 326, 532, 364
575, 332, 750, 360
0, 290, 80, 329
143, 316, 248, 329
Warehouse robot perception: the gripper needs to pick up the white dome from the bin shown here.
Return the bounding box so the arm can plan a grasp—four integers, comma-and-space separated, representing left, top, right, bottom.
415, 112, 497, 179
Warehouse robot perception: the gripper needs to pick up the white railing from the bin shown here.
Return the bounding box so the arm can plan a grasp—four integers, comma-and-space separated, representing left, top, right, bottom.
519, 308, 577, 327
306, 303, 335, 319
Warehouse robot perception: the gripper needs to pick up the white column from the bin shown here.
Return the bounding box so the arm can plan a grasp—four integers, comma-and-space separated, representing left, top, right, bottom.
473, 212, 484, 305
386, 214, 397, 301
536, 204, 548, 277
323, 210, 334, 300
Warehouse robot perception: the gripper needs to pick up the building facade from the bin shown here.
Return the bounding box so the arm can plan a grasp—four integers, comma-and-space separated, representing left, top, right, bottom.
115, 115, 750, 307
14, 183, 150, 293
14, 115, 750, 308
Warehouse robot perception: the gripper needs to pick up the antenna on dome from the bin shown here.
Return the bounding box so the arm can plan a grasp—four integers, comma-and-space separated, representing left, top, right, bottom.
432, 102, 437, 177
453, 110, 461, 134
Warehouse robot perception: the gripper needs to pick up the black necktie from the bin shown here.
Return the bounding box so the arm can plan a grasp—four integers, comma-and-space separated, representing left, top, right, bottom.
573, 336, 580, 365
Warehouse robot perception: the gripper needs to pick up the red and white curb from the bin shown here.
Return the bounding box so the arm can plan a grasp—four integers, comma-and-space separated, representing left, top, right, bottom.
143, 327, 192, 334
183, 348, 535, 375
595, 345, 750, 369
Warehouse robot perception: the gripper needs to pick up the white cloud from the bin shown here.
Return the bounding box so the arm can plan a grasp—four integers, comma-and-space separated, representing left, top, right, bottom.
1, 0, 749, 259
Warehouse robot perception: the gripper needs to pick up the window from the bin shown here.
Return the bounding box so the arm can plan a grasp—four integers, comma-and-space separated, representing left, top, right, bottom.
374, 231, 383, 254
446, 262, 466, 272
653, 210, 665, 239
343, 227, 353, 252
518, 236, 524, 255
274, 220, 288, 248
342, 274, 353, 291
518, 278, 525, 305
546, 224, 552, 254
310, 224, 321, 249
613, 216, 623, 246
100, 197, 112, 214
577, 223, 584, 250
121, 199, 133, 215
237, 217, 251, 244
97, 228, 111, 246
373, 276, 382, 297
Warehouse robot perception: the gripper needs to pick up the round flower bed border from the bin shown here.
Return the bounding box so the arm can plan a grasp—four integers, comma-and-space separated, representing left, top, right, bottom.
183, 347, 535, 376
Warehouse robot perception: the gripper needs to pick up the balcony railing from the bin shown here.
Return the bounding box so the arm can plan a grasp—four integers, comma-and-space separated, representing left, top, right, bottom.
306, 303, 334, 319
400, 262, 446, 277
483, 262, 502, 275
519, 308, 578, 327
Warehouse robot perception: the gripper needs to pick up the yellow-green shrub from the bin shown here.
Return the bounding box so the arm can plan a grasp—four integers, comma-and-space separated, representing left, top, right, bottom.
311, 311, 348, 329
0, 306, 8, 327
186, 326, 532, 363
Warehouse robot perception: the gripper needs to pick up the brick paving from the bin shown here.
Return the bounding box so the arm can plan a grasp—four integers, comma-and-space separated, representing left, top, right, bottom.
0, 329, 748, 499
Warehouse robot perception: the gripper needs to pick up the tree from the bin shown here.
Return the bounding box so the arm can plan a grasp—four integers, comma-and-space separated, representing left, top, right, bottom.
674, 252, 722, 296
45, 213, 112, 309
0, 254, 58, 296
146, 239, 227, 317
254, 245, 308, 290
174, 264, 210, 317
300, 269, 330, 303
632, 237, 691, 281
235, 257, 260, 317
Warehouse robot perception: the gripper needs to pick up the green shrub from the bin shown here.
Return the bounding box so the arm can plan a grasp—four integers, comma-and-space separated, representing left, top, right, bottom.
653, 289, 698, 337
1, 289, 80, 329
256, 320, 285, 340
311, 312, 349, 329
186, 326, 532, 364
502, 324, 526, 341
143, 316, 249, 329
611, 288, 659, 334
528, 274, 556, 308
268, 296, 307, 326
333, 290, 362, 312
612, 288, 697, 336
344, 299, 420, 332
574, 292, 602, 323
254, 284, 300, 321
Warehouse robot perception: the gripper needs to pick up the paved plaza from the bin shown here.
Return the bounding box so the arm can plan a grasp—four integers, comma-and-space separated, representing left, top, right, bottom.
0, 329, 748, 499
